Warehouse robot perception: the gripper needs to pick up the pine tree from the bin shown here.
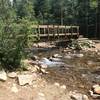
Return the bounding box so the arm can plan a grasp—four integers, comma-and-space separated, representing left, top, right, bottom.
34, 0, 50, 24
0, 0, 15, 22
13, 0, 35, 20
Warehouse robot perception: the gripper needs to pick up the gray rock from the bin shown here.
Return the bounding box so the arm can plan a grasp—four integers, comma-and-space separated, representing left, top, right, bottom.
64, 55, 72, 59
89, 90, 100, 99
49, 57, 61, 62
70, 91, 89, 100
39, 63, 48, 69
53, 54, 62, 58
0, 70, 7, 81
8, 72, 17, 78
31, 55, 38, 61
18, 73, 37, 86
74, 54, 84, 58
87, 61, 94, 65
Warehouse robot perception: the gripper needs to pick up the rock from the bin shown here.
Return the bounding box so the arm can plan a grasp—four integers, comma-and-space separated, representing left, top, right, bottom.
54, 82, 60, 87
60, 85, 66, 89
33, 43, 38, 47
34, 65, 40, 70
53, 54, 62, 58
64, 55, 72, 59
93, 84, 100, 94
27, 65, 38, 73
70, 91, 89, 100
30, 55, 38, 61
82, 95, 89, 100
11, 84, 18, 93
89, 90, 100, 99
39, 63, 48, 69
49, 57, 61, 62
18, 73, 37, 86
74, 54, 84, 58
41, 68, 48, 74
8, 72, 17, 78
0, 70, 7, 81
87, 61, 94, 65
38, 42, 47, 47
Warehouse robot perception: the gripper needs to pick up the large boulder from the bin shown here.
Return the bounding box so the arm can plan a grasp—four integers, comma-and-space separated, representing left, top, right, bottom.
18, 73, 37, 86
0, 70, 7, 81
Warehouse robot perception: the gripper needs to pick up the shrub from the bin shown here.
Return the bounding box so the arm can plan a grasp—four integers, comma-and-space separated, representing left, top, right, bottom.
0, 19, 37, 71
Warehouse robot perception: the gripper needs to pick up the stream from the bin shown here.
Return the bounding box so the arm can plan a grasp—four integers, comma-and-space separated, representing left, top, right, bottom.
32, 47, 100, 96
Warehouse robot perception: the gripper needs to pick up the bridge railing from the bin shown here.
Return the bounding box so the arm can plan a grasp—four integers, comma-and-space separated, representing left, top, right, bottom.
32, 25, 79, 40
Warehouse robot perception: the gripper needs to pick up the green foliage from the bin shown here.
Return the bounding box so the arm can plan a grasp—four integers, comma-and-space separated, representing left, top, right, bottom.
0, 19, 36, 70
13, 0, 35, 20
34, 0, 50, 24
0, 0, 100, 70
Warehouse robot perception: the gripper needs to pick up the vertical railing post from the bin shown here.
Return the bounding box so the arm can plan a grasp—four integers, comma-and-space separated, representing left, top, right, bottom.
47, 25, 49, 41
38, 25, 40, 40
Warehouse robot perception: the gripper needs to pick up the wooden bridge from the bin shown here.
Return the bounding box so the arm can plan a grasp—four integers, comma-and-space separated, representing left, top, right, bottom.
32, 25, 79, 41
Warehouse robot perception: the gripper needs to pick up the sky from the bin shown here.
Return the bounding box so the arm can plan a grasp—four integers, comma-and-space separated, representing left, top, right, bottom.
10, 0, 13, 2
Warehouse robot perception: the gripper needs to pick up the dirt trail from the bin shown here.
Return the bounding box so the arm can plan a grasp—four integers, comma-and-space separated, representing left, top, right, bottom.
0, 77, 71, 100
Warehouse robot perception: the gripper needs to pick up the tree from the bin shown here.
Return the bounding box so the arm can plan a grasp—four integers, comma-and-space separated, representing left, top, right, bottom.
34, 0, 50, 24
13, 0, 35, 20
0, 0, 15, 22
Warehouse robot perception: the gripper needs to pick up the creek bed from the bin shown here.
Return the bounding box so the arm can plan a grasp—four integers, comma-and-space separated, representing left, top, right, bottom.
33, 47, 100, 99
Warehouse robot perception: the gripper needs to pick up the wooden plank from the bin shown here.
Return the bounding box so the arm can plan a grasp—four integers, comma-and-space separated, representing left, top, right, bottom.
32, 25, 79, 40
32, 25, 79, 28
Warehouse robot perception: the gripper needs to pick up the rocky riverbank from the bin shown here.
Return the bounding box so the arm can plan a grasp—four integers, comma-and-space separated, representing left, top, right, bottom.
0, 38, 100, 100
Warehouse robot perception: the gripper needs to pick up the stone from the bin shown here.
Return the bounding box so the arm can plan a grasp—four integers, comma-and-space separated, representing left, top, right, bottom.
93, 84, 100, 94
32, 65, 39, 70
49, 57, 61, 62
0, 70, 7, 81
70, 91, 89, 100
53, 54, 62, 58
89, 90, 100, 99
41, 68, 48, 74
87, 61, 95, 65
27, 65, 38, 73
82, 95, 89, 100
64, 55, 72, 59
8, 72, 17, 78
38, 42, 47, 47
30, 55, 38, 61
39, 64, 48, 69
74, 54, 84, 58
11, 84, 18, 93
18, 73, 37, 86
54, 82, 60, 87
60, 85, 66, 89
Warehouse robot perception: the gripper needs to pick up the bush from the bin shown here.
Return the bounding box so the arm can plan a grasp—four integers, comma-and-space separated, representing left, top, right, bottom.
0, 19, 37, 71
